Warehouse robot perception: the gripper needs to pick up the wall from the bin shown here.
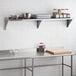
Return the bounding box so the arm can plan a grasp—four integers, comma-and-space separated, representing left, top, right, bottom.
0, 0, 76, 76
0, 0, 73, 50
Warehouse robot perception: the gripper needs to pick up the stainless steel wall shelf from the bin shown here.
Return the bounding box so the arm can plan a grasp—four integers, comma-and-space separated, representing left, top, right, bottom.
4, 18, 72, 30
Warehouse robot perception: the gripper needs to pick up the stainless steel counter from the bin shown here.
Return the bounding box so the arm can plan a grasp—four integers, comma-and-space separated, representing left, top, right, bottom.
0, 48, 75, 60
0, 48, 75, 76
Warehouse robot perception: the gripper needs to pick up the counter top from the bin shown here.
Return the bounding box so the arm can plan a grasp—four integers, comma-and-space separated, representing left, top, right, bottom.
0, 48, 75, 60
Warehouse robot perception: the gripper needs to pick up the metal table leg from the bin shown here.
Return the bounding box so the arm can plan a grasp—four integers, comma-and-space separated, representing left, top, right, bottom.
23, 59, 26, 76
32, 58, 34, 76
62, 55, 73, 76
71, 55, 73, 76
62, 56, 64, 76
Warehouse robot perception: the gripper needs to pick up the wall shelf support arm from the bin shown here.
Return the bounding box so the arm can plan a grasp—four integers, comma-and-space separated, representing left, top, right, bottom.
37, 20, 41, 28
4, 17, 8, 30
66, 19, 72, 27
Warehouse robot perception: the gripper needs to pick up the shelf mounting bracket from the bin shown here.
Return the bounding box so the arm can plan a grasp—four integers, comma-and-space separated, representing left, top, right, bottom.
37, 20, 41, 28
66, 19, 72, 27
4, 17, 8, 30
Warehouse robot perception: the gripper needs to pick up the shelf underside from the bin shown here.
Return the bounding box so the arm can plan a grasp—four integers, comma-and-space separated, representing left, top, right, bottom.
36, 18, 72, 28
4, 18, 72, 30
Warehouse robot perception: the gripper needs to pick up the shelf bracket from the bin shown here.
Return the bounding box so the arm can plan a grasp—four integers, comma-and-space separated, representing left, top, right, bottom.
4, 17, 8, 30
37, 20, 41, 28
66, 19, 72, 27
